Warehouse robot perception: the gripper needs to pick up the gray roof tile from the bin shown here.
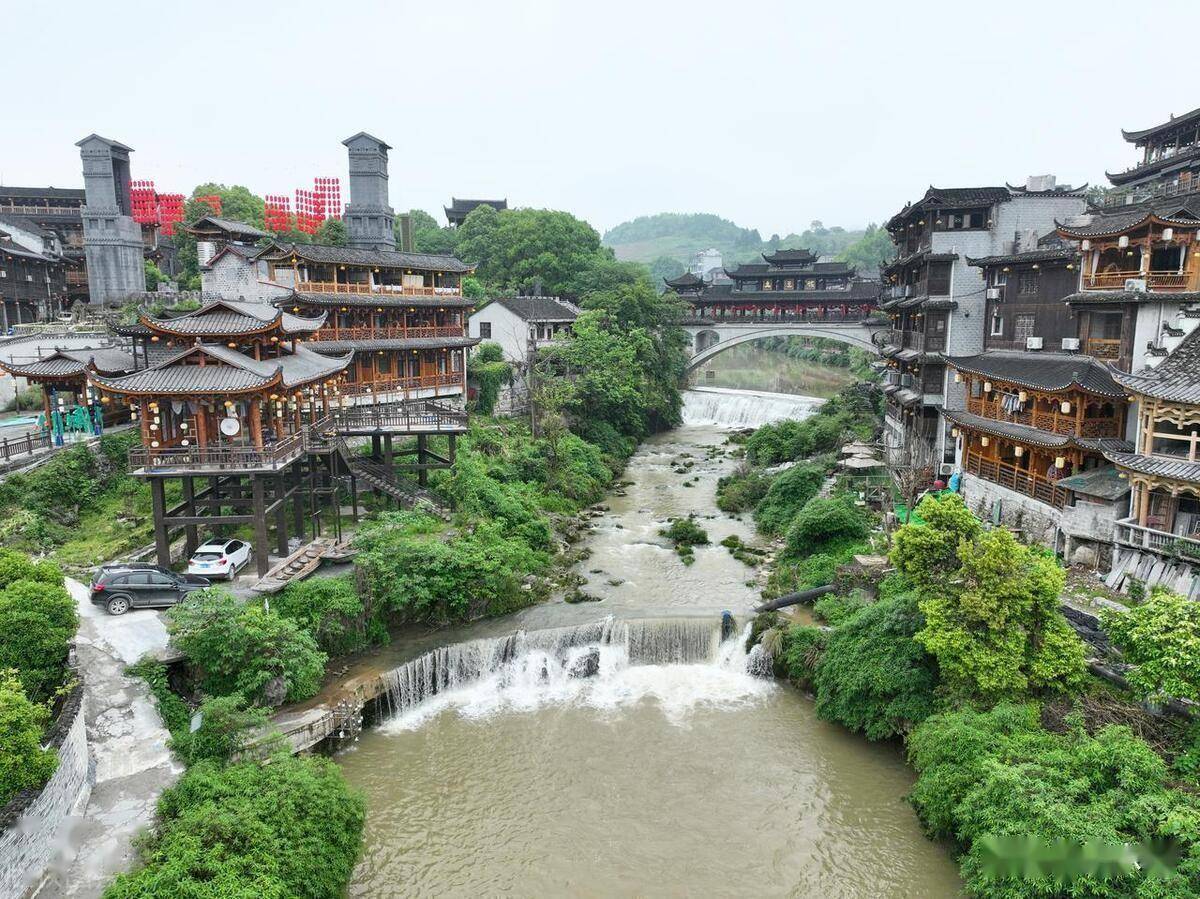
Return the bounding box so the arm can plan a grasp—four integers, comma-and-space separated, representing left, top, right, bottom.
942, 351, 1126, 397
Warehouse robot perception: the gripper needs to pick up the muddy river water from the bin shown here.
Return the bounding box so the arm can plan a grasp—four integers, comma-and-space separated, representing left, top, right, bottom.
336, 391, 961, 897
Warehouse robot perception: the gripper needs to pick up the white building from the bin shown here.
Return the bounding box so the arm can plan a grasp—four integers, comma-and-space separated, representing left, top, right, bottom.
689, 248, 722, 280
468, 296, 579, 364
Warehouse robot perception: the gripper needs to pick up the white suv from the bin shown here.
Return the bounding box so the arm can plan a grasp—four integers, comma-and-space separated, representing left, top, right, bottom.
186, 539, 252, 580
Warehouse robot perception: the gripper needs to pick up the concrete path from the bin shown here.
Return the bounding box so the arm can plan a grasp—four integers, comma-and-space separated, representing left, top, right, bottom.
33, 580, 182, 898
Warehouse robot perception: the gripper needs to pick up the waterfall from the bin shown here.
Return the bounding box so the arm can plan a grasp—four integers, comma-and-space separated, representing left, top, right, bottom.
681, 387, 824, 429
375, 616, 774, 729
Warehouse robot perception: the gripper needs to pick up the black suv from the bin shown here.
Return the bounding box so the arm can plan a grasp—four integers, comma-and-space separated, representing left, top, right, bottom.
90, 564, 211, 616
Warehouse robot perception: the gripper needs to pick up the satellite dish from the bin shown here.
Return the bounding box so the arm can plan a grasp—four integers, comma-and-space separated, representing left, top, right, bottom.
219, 417, 241, 437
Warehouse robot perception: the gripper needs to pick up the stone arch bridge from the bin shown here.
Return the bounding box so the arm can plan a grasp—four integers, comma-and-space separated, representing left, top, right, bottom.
683, 317, 887, 372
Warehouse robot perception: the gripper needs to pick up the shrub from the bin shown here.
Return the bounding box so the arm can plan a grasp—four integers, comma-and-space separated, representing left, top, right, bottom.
176, 693, 272, 765
273, 576, 381, 657
783, 495, 869, 557
811, 591, 870, 626
752, 462, 826, 535
104, 755, 365, 899
716, 467, 774, 514
778, 625, 826, 687
0, 577, 76, 703
890, 492, 981, 590
438, 450, 553, 551
0, 671, 58, 806
166, 589, 327, 706
812, 594, 937, 739
1103, 587, 1200, 703
660, 515, 709, 564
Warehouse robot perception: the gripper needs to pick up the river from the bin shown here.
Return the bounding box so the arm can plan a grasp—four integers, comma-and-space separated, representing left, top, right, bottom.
335, 387, 961, 897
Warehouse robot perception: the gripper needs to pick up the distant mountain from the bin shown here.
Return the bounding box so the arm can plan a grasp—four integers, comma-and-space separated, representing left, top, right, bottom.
602, 212, 886, 276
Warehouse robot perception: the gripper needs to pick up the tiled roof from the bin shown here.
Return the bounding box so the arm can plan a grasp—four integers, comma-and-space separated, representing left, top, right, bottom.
943, 408, 1133, 452
0, 347, 135, 379
691, 280, 880, 302
308, 337, 480, 354
1064, 290, 1200, 306
1057, 196, 1200, 238
725, 261, 854, 278
0, 239, 57, 263
288, 291, 474, 309
444, 198, 507, 218
965, 248, 1078, 268
1110, 327, 1200, 402
882, 249, 959, 273
1107, 146, 1200, 187
185, 215, 270, 239
90, 343, 351, 396
1122, 107, 1200, 143
257, 241, 473, 273
143, 300, 326, 337
493, 295, 579, 322
0, 186, 85, 200
1055, 466, 1129, 500
664, 272, 704, 289
762, 249, 816, 264
942, 351, 1126, 397
1105, 451, 1200, 485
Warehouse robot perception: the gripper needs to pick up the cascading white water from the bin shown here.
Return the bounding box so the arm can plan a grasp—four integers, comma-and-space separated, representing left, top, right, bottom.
376, 616, 774, 730
681, 387, 823, 429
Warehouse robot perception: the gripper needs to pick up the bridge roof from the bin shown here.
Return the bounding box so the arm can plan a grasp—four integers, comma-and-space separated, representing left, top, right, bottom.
689, 280, 880, 303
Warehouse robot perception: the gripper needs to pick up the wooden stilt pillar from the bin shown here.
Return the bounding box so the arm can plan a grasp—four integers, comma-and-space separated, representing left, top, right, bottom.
275, 473, 289, 557
182, 476, 199, 557
251, 476, 270, 576
371, 434, 381, 459
292, 462, 306, 539
417, 434, 429, 487
350, 475, 359, 523
150, 478, 170, 567
448, 433, 457, 465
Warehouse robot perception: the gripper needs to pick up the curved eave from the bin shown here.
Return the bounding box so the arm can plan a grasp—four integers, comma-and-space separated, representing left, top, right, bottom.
941, 356, 1126, 398
139, 313, 282, 339
90, 368, 284, 398
0, 359, 87, 380
280, 352, 354, 389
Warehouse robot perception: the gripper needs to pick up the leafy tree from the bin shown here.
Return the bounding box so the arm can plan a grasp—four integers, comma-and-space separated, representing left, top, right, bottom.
648, 255, 686, 288
0, 578, 77, 702
398, 208, 458, 254
143, 260, 167, 290
752, 462, 826, 535
784, 495, 869, 556
835, 223, 893, 278
272, 575, 380, 658
1103, 587, 1200, 702
317, 218, 347, 246
105, 755, 365, 899
0, 670, 58, 806
812, 594, 938, 739
174, 693, 271, 765
565, 255, 653, 298
890, 492, 981, 589
166, 589, 327, 705
174, 184, 267, 285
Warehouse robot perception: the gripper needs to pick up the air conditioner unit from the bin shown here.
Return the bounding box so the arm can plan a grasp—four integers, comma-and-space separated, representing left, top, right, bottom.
1061, 337, 1080, 351
986, 287, 1002, 300
939, 463, 955, 476
900, 373, 914, 388
24, 275, 32, 282
0, 271, 6, 279
1125, 278, 1147, 293
1026, 336, 1044, 350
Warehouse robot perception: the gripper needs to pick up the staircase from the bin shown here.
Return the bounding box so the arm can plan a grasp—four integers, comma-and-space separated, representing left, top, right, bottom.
321, 437, 445, 512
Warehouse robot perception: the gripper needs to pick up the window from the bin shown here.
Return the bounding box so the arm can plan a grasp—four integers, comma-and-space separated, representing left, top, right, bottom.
927, 262, 952, 295
148, 572, 177, 586
991, 271, 1007, 288
1018, 271, 1039, 295
126, 572, 151, 585
1014, 314, 1036, 340
479, 321, 492, 338
990, 312, 1004, 336
376, 354, 391, 373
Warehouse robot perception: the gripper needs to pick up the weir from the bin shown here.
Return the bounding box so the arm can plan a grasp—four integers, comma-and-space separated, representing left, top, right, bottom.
681, 387, 823, 429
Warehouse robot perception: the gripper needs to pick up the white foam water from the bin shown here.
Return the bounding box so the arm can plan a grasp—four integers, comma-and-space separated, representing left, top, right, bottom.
376, 617, 775, 731
681, 387, 823, 429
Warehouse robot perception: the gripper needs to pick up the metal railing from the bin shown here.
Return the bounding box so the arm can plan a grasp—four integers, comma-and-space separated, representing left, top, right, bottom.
966, 397, 1121, 437
1115, 517, 1200, 558
965, 453, 1068, 510
0, 430, 52, 462
296, 281, 463, 297
681, 312, 876, 325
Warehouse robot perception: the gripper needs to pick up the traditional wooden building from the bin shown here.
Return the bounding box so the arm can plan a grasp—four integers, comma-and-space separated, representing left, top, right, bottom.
444, 198, 507, 227
0, 186, 88, 306
0, 347, 136, 443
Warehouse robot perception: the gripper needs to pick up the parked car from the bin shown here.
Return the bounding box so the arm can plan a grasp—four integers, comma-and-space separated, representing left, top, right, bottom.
186, 539, 252, 580
90, 564, 210, 616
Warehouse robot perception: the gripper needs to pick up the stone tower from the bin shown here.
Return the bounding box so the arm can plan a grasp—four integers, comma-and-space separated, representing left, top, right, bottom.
76, 134, 146, 303
342, 132, 396, 251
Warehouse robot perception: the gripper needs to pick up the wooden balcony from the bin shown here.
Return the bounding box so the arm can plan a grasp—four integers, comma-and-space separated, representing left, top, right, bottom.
1115, 517, 1200, 560
341, 371, 464, 397
1083, 269, 1195, 291
316, 325, 465, 341
130, 431, 308, 474
965, 452, 1068, 510
966, 396, 1120, 438
297, 281, 462, 298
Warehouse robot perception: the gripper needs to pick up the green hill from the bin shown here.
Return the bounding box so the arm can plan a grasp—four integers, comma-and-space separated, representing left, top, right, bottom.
602, 213, 889, 277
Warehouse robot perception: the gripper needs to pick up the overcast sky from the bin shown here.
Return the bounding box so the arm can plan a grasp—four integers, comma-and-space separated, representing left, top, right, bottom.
3, 0, 1195, 238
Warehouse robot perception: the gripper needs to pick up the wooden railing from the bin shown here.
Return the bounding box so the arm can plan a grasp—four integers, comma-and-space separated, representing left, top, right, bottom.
1084, 270, 1194, 291
1085, 338, 1122, 360
965, 453, 1068, 510
314, 400, 468, 436
0, 203, 80, 217
297, 281, 462, 298
0, 430, 52, 462
129, 431, 307, 473
965, 396, 1120, 437
341, 371, 463, 396
1115, 517, 1200, 558
315, 325, 465, 341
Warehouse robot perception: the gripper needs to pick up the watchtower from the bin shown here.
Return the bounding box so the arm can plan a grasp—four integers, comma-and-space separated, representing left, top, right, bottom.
342, 132, 396, 251
76, 134, 146, 303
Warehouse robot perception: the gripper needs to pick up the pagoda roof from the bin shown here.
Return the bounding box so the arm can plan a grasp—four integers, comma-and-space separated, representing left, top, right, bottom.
1122, 107, 1200, 144
1109, 327, 1200, 403
1057, 196, 1200, 238
256, 241, 474, 273
689, 280, 880, 302
444, 198, 507, 217
724, 261, 855, 279
941, 351, 1125, 397
287, 291, 474, 309
142, 300, 326, 338
762, 248, 816, 265
664, 271, 705, 289
309, 336, 480, 354
184, 215, 271, 240
1107, 145, 1200, 186
90, 342, 352, 397
1103, 451, 1200, 487
943, 408, 1132, 453
965, 247, 1078, 268
0, 347, 135, 380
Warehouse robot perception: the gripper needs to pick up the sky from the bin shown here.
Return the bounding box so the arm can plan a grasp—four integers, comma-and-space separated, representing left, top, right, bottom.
3, 0, 1196, 238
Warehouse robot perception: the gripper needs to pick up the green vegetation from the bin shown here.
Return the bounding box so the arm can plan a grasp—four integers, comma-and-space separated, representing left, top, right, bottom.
271, 575, 380, 658
715, 466, 773, 514
165, 589, 327, 706
467, 342, 511, 416
1103, 587, 1200, 702
0, 670, 58, 806
104, 755, 364, 899
752, 462, 826, 536
659, 515, 709, 564
744, 382, 882, 466
783, 495, 868, 556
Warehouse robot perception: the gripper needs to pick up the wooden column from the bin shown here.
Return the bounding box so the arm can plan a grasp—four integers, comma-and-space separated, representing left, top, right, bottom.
150, 478, 170, 567
249, 398, 263, 450
181, 477, 198, 557
251, 476, 270, 577
292, 463, 305, 539
417, 434, 429, 487
275, 474, 289, 557
196, 404, 209, 460
1138, 483, 1151, 527
139, 399, 151, 444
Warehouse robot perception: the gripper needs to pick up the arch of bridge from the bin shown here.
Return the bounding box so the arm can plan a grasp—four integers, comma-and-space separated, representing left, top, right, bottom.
684, 321, 882, 371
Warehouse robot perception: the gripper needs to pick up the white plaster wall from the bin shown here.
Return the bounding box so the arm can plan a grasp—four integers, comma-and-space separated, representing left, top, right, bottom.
468, 304, 532, 364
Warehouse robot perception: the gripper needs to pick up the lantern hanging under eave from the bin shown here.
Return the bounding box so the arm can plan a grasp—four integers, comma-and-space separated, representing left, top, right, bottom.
1014, 446, 1024, 458
1061, 401, 1071, 414
1118, 235, 1130, 248
1055, 456, 1066, 469
981, 436, 990, 447
983, 381, 993, 393
950, 427, 960, 437
1018, 390, 1028, 403
954, 372, 962, 383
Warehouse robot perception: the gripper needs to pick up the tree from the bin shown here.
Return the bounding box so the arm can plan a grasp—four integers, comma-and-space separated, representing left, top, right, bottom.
752, 462, 826, 535
890, 492, 980, 586
317, 218, 347, 246
648, 255, 685, 289
1103, 587, 1200, 702
397, 208, 458, 254
784, 495, 869, 556
143, 260, 167, 290
175, 184, 268, 286
836, 224, 893, 278
166, 589, 327, 706
0, 671, 58, 806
